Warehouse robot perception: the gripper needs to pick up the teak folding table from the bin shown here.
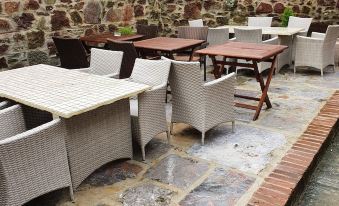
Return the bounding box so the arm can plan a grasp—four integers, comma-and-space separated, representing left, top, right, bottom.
195, 42, 288, 121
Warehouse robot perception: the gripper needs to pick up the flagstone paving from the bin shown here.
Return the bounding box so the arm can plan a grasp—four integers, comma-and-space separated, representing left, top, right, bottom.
25, 66, 339, 206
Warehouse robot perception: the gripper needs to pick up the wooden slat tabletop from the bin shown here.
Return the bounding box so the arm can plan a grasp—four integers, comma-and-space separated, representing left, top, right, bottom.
80, 33, 144, 44
195, 42, 288, 61
133, 37, 205, 52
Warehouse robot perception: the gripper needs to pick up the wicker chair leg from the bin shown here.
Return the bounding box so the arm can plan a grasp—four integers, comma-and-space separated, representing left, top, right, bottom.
141, 146, 146, 161
201, 132, 205, 145
232, 121, 235, 133
321, 68, 324, 76
170, 122, 174, 135
294, 65, 297, 74
69, 186, 75, 202
166, 130, 171, 144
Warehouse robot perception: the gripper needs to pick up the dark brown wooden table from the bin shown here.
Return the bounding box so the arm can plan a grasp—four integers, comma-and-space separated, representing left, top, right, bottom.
80, 33, 144, 44
133, 37, 205, 59
195, 42, 288, 121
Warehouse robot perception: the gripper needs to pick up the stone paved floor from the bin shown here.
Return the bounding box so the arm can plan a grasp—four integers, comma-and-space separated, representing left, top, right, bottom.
25, 66, 339, 206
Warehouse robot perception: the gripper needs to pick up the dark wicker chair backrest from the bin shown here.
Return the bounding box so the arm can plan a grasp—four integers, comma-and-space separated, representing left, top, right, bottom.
106, 40, 138, 79
178, 26, 209, 41
136, 24, 159, 40
52, 37, 89, 69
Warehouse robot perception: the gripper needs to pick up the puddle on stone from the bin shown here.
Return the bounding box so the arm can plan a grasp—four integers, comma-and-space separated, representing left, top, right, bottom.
187, 124, 285, 174
296, 130, 339, 206
180, 167, 255, 206
120, 183, 175, 206
145, 154, 209, 189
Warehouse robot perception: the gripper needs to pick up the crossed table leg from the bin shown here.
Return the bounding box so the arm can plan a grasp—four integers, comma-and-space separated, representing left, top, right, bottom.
209, 55, 277, 121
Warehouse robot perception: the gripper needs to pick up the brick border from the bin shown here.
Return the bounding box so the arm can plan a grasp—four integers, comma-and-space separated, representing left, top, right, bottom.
248, 91, 339, 206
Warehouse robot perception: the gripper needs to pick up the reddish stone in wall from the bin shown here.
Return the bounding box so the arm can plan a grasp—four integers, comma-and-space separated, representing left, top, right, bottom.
106, 8, 121, 22
274, 3, 285, 13
184, 2, 202, 19
0, 19, 11, 32
122, 5, 134, 23
84, 1, 102, 24
25, 0, 40, 10
51, 10, 70, 31
336, 0, 339, 8
292, 5, 300, 13
256, 2, 273, 14
14, 13, 35, 29
167, 5, 176, 13
4, 2, 20, 14
134, 5, 144, 17
204, 0, 215, 11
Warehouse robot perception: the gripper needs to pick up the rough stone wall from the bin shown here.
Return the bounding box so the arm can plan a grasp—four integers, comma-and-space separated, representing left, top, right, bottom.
0, 0, 338, 70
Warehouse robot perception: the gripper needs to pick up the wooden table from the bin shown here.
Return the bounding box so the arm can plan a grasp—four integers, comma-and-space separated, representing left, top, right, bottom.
133, 37, 205, 59
218, 26, 304, 72
80, 33, 144, 44
195, 42, 288, 121
0, 64, 150, 188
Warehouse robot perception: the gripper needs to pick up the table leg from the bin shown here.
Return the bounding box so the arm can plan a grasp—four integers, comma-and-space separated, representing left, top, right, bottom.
252, 56, 277, 120
253, 60, 272, 109
210, 55, 221, 79
189, 48, 194, 61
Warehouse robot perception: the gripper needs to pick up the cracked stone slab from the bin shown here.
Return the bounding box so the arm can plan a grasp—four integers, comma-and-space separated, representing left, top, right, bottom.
180, 168, 255, 206
80, 160, 143, 188
120, 183, 175, 206
187, 124, 285, 174
145, 154, 209, 189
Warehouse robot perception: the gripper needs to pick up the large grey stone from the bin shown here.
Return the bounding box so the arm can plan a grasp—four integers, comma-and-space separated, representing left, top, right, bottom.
120, 183, 175, 206
187, 124, 285, 174
180, 168, 255, 206
145, 154, 209, 189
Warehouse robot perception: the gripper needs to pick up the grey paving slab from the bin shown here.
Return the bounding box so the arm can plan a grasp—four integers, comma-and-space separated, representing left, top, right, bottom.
180, 168, 255, 206
120, 183, 175, 206
145, 154, 209, 189
187, 124, 285, 174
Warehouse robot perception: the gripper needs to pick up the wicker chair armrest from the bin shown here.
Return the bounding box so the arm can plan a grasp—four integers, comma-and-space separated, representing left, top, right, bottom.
311, 32, 326, 39
203, 73, 236, 121
263, 36, 279, 45
296, 35, 324, 43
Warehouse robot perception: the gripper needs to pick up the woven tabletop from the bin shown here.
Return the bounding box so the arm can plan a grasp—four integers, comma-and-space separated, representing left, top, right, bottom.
133, 37, 205, 52
195, 42, 288, 61
0, 64, 150, 118
217, 26, 304, 36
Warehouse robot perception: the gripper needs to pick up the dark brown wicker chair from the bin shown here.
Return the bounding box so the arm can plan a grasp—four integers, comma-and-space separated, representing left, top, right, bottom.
175, 26, 209, 72
136, 24, 159, 40
106, 40, 138, 79
52, 37, 90, 69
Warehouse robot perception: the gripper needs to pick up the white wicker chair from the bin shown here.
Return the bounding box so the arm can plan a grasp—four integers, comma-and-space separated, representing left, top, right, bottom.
166, 58, 236, 145
129, 58, 172, 160
248, 17, 273, 27
189, 19, 204, 27
294, 25, 339, 76
234, 28, 279, 73
0, 105, 73, 206
75, 48, 123, 78
206, 28, 230, 73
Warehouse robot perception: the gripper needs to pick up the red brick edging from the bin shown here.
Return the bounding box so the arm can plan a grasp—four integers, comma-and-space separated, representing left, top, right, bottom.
248, 91, 339, 206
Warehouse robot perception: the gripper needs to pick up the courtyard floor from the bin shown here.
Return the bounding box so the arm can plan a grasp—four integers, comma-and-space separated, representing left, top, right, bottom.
26, 65, 339, 206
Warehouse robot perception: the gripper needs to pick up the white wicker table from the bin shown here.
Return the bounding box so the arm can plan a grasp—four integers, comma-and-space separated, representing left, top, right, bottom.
0, 64, 150, 189
218, 25, 304, 72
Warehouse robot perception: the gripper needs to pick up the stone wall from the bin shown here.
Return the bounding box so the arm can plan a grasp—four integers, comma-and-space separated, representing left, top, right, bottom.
0, 0, 338, 70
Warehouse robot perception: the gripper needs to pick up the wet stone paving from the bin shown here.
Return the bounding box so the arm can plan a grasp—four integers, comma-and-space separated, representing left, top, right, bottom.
26, 66, 339, 206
